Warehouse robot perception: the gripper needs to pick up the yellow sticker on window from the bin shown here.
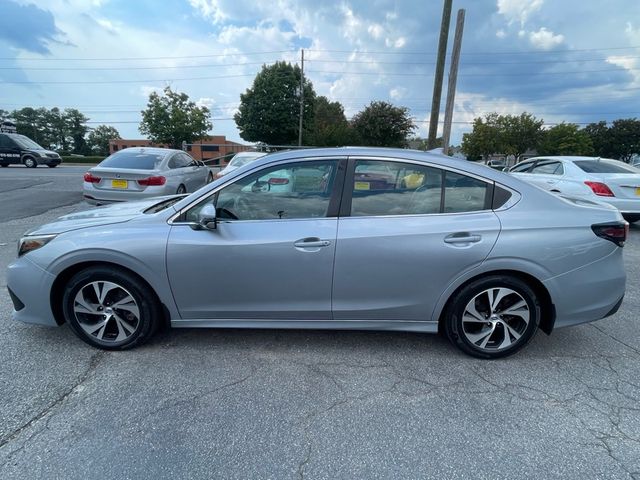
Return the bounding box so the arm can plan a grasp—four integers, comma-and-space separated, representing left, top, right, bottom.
354, 181, 370, 191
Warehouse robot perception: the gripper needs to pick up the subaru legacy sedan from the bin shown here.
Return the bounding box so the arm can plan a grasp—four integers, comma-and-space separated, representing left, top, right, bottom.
83, 147, 213, 205
8, 148, 627, 359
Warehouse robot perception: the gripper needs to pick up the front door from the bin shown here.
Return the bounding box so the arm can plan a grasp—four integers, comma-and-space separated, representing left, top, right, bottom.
167, 158, 345, 321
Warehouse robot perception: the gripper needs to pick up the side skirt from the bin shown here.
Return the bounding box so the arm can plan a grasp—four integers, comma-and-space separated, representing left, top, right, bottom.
170, 319, 439, 333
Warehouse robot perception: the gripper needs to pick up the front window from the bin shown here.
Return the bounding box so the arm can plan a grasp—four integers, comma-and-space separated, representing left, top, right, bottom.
185, 160, 338, 222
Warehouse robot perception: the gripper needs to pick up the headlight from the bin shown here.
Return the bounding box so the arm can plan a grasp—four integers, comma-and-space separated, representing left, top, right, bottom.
18, 234, 57, 257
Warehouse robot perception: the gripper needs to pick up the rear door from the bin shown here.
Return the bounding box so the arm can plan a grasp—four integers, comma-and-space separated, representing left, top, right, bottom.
0, 135, 20, 165
332, 157, 501, 322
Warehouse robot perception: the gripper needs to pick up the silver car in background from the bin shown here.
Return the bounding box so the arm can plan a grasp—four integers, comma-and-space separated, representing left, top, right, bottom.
8, 147, 627, 359
508, 156, 640, 223
214, 151, 267, 180
83, 147, 213, 205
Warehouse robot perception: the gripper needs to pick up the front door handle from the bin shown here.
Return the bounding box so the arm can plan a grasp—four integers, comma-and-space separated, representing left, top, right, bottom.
444, 233, 482, 244
294, 237, 332, 248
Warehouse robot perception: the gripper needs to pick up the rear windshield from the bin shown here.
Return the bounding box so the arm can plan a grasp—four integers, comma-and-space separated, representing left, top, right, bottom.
99, 151, 166, 170
574, 160, 638, 174
229, 153, 263, 167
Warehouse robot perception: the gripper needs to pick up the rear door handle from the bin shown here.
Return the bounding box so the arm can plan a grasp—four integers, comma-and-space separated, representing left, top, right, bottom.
444, 233, 482, 244
294, 237, 331, 248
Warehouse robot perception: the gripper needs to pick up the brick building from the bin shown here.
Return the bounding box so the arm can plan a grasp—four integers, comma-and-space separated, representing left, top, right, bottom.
108, 135, 251, 165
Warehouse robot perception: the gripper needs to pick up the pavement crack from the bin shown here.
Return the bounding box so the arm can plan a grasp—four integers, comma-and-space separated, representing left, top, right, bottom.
0, 350, 106, 462
590, 324, 640, 357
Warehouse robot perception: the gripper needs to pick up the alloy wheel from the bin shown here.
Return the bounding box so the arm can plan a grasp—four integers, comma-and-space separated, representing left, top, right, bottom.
73, 281, 140, 343
460, 287, 530, 352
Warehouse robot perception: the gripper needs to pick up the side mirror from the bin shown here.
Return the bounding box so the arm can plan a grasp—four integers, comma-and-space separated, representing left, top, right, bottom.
197, 203, 217, 230
251, 180, 270, 193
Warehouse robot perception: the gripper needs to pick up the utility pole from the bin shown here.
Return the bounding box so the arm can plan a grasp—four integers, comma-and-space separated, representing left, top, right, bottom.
442, 9, 465, 156
427, 0, 453, 150
298, 49, 305, 147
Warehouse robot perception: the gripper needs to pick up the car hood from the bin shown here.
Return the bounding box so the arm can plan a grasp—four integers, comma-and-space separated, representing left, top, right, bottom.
24, 195, 180, 236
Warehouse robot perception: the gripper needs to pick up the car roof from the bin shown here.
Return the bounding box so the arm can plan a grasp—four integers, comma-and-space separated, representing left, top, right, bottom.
524, 156, 619, 163
115, 147, 179, 157
241, 146, 515, 182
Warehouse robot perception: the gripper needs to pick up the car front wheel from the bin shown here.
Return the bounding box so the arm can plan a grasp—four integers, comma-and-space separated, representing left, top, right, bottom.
23, 157, 37, 168
62, 266, 161, 350
444, 275, 540, 359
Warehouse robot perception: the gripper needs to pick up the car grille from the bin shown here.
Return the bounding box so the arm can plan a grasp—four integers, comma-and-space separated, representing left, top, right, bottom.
46, 153, 59, 158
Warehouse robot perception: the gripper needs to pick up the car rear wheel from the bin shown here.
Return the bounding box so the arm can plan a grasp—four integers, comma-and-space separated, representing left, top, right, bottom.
0, 164, 8, 168
176, 184, 186, 194
444, 275, 540, 359
62, 266, 161, 350
23, 157, 37, 168
206, 172, 213, 183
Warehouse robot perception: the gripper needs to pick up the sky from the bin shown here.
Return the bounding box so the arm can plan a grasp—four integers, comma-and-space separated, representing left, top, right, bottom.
1, 0, 639, 145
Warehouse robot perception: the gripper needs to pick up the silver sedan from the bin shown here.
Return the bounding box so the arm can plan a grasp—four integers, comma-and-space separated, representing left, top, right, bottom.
8, 147, 627, 359
83, 147, 213, 205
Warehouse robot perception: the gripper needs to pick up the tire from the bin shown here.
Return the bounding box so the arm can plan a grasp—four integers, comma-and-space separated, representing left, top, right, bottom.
206, 172, 213, 184
443, 275, 540, 359
622, 214, 640, 224
47, 164, 58, 168
0, 164, 8, 168
62, 266, 162, 350
176, 184, 187, 194
23, 157, 37, 168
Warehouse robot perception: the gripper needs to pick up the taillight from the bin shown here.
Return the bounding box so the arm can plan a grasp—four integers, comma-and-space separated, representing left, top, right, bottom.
585, 181, 615, 197
83, 172, 101, 183
137, 176, 166, 186
592, 221, 628, 247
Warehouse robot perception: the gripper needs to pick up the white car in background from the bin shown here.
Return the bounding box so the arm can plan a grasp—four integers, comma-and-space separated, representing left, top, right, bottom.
214, 151, 266, 179
507, 156, 640, 223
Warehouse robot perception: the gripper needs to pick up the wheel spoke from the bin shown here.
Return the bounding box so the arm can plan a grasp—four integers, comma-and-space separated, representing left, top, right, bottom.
501, 300, 530, 323
112, 295, 139, 319
488, 288, 510, 313
499, 324, 513, 349
79, 316, 109, 336
114, 314, 136, 336
466, 326, 495, 348
505, 323, 523, 343
92, 281, 119, 305
463, 303, 486, 323
74, 296, 99, 315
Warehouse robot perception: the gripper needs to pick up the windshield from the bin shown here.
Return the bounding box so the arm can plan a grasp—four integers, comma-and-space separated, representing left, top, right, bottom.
574, 160, 639, 174
99, 151, 166, 170
10, 134, 45, 150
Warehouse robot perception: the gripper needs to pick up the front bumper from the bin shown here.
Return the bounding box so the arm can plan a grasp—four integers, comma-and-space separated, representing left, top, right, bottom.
37, 156, 62, 166
6, 255, 59, 326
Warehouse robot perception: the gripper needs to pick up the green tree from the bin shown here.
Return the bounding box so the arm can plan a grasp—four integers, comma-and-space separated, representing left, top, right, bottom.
350, 101, 416, 147
497, 112, 544, 161
537, 123, 594, 156
609, 118, 640, 162
12, 107, 44, 144
140, 86, 212, 148
0, 109, 11, 122
235, 61, 316, 145
307, 96, 353, 146
584, 121, 615, 158
63, 108, 90, 154
87, 125, 121, 156
461, 113, 500, 160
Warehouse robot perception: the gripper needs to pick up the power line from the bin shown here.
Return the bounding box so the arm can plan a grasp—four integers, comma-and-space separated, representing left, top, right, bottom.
0, 49, 296, 61
308, 45, 640, 56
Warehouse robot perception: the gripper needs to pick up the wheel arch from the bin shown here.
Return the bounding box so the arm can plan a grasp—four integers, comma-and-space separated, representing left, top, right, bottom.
50, 260, 171, 328
437, 269, 555, 335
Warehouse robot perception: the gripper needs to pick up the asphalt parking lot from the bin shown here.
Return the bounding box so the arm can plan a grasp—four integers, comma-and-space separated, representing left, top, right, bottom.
0, 165, 639, 479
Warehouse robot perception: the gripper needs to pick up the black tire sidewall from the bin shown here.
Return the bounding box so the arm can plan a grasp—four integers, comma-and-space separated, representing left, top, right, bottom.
62, 267, 160, 350
177, 184, 186, 194
445, 275, 540, 359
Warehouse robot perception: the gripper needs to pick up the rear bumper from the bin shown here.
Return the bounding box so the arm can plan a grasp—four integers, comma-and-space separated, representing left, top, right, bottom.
544, 247, 626, 329
83, 184, 171, 205
7, 255, 58, 326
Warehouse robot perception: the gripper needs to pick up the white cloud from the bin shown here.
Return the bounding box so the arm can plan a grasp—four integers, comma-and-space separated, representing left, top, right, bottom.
389, 87, 408, 100
140, 85, 163, 98
528, 27, 564, 50
496, 29, 506, 39
607, 56, 640, 86
497, 0, 544, 27
196, 97, 215, 109
188, 0, 226, 24
625, 22, 640, 44
367, 24, 384, 39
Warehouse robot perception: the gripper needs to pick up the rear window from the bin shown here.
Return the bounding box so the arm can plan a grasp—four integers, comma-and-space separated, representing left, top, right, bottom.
99, 151, 166, 170
574, 160, 638, 174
